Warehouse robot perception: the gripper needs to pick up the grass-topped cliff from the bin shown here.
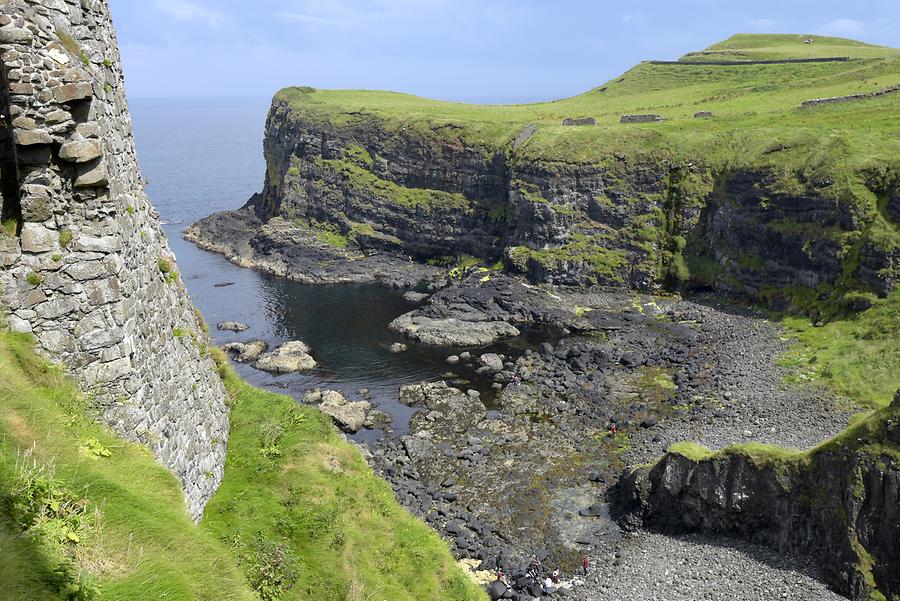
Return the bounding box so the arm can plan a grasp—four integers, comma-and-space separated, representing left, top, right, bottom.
0, 330, 485, 601
277, 34, 900, 166
204, 34, 900, 317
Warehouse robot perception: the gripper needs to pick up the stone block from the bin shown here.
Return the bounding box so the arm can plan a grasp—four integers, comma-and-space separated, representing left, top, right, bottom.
14, 128, 52, 146
20, 223, 57, 253
74, 159, 108, 188
60, 135, 102, 163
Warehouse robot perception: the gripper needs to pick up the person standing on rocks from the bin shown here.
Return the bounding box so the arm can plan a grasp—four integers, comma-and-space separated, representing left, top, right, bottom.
582, 556, 589, 576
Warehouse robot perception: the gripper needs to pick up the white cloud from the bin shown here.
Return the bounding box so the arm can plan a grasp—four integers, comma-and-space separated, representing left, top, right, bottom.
277, 12, 352, 27
276, 0, 447, 28
153, 0, 226, 28
623, 12, 643, 22
814, 18, 866, 38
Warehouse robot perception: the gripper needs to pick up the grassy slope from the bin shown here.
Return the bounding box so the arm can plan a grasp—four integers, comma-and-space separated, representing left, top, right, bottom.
202, 353, 485, 601
278, 34, 900, 174
0, 333, 485, 601
0, 332, 255, 601
778, 289, 900, 409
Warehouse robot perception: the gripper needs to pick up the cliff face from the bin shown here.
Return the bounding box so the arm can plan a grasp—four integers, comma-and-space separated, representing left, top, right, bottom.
247, 92, 899, 310
0, 0, 227, 519
613, 396, 900, 601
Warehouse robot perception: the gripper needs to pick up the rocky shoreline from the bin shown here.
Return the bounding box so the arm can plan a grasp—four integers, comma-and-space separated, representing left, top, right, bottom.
185, 203, 447, 288
190, 220, 855, 599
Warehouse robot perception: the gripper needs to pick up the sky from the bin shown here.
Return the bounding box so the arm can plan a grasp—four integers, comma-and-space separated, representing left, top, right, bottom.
109, 0, 900, 103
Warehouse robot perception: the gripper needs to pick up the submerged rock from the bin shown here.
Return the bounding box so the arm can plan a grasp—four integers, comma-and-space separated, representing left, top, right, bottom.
253, 340, 317, 373
217, 321, 249, 332
389, 342, 408, 353
403, 291, 430, 303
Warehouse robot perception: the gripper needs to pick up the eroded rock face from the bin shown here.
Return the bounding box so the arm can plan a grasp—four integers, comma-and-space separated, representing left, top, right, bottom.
612, 407, 900, 601
0, 0, 228, 520
188, 92, 899, 306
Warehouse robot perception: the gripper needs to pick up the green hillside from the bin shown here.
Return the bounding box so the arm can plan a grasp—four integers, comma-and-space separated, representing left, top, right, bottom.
0, 332, 484, 601
278, 34, 900, 171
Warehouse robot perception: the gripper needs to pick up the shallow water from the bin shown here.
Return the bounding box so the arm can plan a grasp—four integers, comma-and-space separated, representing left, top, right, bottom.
130, 97, 543, 437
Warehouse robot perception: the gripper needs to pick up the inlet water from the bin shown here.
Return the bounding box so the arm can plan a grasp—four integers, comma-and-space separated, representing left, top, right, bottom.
130, 98, 543, 437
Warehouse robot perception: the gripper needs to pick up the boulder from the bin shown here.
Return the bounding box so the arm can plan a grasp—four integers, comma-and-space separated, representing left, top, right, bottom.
222, 340, 268, 363
253, 340, 316, 373
488, 580, 507, 600
389, 342, 408, 353
390, 312, 519, 346
317, 390, 371, 433
217, 321, 249, 332
479, 353, 504, 373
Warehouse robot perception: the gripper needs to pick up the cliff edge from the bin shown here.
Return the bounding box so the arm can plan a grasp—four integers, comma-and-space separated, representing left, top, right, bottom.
190, 34, 900, 318
613, 393, 900, 601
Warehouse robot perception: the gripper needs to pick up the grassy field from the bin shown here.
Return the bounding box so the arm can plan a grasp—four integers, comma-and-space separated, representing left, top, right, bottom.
277, 34, 900, 174
0, 332, 485, 601
779, 289, 900, 409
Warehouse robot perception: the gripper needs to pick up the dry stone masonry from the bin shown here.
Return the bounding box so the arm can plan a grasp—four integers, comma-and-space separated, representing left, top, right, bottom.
0, 0, 228, 520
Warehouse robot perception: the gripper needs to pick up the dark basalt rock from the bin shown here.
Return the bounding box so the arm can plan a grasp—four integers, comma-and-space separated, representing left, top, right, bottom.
612, 400, 900, 601
187, 97, 900, 308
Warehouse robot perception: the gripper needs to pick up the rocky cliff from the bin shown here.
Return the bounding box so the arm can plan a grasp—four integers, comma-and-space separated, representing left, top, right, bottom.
613, 393, 900, 601
0, 0, 228, 519
189, 73, 900, 316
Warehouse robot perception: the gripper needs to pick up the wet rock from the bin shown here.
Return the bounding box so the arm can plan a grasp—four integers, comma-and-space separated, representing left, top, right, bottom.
216, 321, 249, 332
389, 342, 408, 353
222, 340, 268, 363
253, 340, 316, 373
403, 291, 429, 303
446, 355, 460, 365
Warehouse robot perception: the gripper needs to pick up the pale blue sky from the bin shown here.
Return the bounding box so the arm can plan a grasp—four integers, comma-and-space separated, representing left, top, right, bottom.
109, 0, 900, 103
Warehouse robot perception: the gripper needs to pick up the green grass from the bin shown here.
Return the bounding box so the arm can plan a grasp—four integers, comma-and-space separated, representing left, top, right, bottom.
778, 289, 900, 408
0, 331, 255, 601
0, 334, 486, 601
271, 34, 900, 308
317, 157, 470, 212
276, 34, 900, 175
203, 353, 486, 601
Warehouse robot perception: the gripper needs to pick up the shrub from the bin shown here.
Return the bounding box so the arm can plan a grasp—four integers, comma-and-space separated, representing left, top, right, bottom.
157, 258, 172, 274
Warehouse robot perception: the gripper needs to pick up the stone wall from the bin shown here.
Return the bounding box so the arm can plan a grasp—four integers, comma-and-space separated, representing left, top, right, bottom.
0, 0, 228, 520
800, 84, 900, 108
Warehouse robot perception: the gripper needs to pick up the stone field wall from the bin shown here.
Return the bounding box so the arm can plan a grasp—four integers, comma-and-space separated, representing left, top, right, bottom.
0, 0, 228, 520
